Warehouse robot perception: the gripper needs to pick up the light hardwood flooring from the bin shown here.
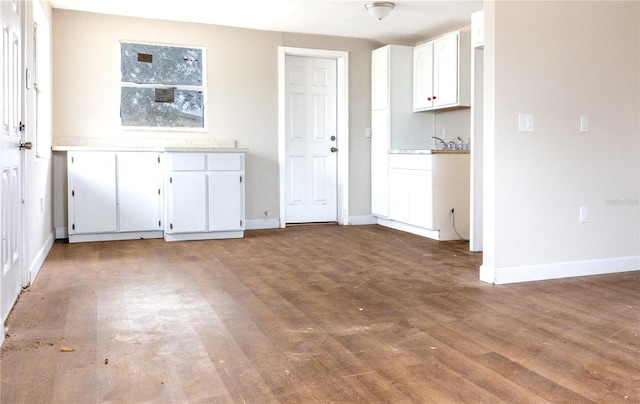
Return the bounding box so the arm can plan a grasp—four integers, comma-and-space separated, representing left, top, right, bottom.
1, 225, 639, 403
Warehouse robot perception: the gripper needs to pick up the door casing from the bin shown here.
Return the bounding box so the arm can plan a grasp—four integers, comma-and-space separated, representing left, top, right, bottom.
278, 46, 349, 227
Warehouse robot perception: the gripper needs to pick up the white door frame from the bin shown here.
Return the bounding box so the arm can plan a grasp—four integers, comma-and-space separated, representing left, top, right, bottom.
278, 46, 349, 227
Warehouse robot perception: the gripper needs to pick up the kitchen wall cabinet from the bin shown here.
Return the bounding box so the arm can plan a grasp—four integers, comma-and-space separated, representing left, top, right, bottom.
371, 45, 429, 218
165, 152, 245, 241
67, 151, 163, 243
413, 31, 471, 112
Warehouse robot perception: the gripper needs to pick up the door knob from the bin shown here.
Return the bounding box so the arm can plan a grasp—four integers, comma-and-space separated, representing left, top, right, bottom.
330, 147, 338, 153
20, 141, 32, 150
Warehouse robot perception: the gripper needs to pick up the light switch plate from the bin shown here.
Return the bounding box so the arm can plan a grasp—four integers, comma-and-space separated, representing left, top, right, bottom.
518, 114, 534, 133
580, 116, 589, 133
365, 128, 372, 138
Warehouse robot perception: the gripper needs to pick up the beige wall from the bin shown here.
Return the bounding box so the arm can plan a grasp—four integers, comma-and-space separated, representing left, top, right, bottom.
482, 1, 640, 282
51, 10, 382, 227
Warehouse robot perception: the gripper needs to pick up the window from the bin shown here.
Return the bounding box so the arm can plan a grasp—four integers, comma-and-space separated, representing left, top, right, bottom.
120, 42, 205, 128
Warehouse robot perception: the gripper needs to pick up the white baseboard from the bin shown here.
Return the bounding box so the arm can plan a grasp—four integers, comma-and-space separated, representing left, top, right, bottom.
245, 218, 280, 230
55, 226, 68, 239
376, 218, 440, 240
480, 256, 640, 284
348, 215, 378, 225
28, 230, 55, 285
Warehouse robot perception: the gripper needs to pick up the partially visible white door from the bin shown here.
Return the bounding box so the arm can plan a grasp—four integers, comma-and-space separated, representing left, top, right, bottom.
1, 0, 23, 321
285, 55, 337, 223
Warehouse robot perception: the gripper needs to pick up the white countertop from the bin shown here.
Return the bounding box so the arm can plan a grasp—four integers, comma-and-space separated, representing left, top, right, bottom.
51, 137, 248, 153
389, 149, 470, 155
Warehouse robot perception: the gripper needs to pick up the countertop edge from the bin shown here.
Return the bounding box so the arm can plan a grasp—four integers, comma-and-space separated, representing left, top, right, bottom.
388, 149, 470, 155
52, 146, 249, 153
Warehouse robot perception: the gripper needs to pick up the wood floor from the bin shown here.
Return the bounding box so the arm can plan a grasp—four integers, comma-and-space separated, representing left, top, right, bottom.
1, 225, 639, 403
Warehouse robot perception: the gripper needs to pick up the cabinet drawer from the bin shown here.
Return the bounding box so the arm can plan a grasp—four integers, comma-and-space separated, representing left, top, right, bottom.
389, 154, 433, 170
170, 153, 206, 171
207, 153, 243, 171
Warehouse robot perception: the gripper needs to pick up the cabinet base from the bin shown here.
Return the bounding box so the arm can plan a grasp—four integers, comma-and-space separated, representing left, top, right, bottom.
69, 231, 164, 243
376, 218, 441, 240
164, 230, 244, 242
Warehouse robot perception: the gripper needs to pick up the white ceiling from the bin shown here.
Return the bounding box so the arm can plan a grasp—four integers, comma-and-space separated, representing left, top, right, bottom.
47, 0, 483, 45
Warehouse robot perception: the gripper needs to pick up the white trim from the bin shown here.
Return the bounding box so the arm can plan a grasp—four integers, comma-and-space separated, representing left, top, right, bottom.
28, 230, 54, 285
376, 218, 440, 240
278, 46, 349, 228
245, 218, 280, 230
348, 215, 378, 225
55, 226, 68, 239
480, 256, 640, 285
69, 231, 164, 243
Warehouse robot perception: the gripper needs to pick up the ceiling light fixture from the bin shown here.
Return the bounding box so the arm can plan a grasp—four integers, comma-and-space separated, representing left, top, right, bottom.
365, 2, 396, 20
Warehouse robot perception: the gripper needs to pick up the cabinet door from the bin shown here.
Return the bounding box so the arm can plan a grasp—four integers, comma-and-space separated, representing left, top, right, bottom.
371, 109, 389, 217
433, 34, 458, 108
118, 152, 162, 232
166, 172, 207, 233
68, 152, 117, 234
208, 172, 244, 231
413, 42, 434, 111
409, 170, 434, 229
371, 46, 389, 110
388, 169, 410, 223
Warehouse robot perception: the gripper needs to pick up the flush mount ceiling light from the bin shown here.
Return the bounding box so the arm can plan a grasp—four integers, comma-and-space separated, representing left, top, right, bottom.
365, 2, 396, 20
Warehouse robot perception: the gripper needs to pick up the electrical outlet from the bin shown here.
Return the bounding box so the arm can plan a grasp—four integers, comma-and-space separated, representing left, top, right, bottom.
365, 128, 372, 138
580, 116, 589, 133
579, 206, 588, 223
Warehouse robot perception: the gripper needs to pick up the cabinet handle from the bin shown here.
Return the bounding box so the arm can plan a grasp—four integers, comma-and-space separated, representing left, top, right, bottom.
433, 96, 437, 100
427, 97, 432, 101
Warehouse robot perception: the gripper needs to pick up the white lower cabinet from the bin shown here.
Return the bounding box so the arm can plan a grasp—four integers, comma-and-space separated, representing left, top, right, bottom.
384, 153, 469, 241
67, 150, 245, 243
67, 151, 163, 243
164, 152, 245, 241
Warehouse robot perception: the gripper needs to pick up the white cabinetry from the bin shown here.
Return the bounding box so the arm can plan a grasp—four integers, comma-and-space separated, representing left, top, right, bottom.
413, 31, 471, 111
371, 45, 429, 218
383, 153, 470, 241
67, 151, 163, 243
388, 155, 434, 229
165, 152, 245, 241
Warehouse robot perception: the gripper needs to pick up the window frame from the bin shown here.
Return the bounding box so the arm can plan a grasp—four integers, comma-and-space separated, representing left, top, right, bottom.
119, 41, 207, 131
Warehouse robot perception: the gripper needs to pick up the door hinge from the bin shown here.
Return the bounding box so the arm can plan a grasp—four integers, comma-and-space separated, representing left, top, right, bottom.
71, 190, 75, 197
158, 156, 161, 163
71, 156, 74, 164
170, 223, 173, 230
19, 121, 25, 132
240, 220, 243, 227
158, 188, 161, 195
240, 176, 242, 183
72, 224, 75, 230
158, 220, 161, 228
169, 177, 173, 184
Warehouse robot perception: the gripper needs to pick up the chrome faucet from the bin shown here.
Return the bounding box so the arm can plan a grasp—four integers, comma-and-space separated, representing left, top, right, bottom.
457, 136, 464, 147
430, 136, 447, 148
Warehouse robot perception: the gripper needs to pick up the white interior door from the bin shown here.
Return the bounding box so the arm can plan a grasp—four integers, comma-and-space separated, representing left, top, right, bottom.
285, 55, 337, 224
0, 0, 23, 321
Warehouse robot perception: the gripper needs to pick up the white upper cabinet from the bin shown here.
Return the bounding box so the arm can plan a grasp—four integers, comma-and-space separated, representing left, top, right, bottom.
413, 31, 471, 112
472, 10, 485, 48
